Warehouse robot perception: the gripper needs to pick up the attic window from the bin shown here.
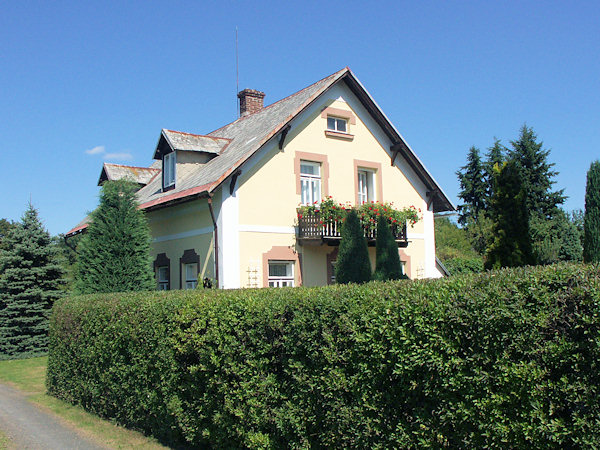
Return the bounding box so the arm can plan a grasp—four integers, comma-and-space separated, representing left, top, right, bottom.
163, 152, 175, 190
321, 107, 355, 141
327, 117, 347, 133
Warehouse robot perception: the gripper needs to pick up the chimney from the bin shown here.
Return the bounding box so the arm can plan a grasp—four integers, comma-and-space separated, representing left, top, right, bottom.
237, 89, 265, 117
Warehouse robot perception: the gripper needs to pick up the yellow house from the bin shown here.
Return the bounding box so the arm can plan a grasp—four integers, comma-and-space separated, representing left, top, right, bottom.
67, 68, 454, 289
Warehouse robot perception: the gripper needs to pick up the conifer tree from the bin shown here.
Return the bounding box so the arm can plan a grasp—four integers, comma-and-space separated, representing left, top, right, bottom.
374, 215, 405, 280
483, 138, 506, 208
583, 160, 600, 263
485, 161, 534, 269
509, 125, 566, 217
0, 204, 64, 359
335, 210, 371, 284
75, 179, 155, 293
456, 146, 487, 225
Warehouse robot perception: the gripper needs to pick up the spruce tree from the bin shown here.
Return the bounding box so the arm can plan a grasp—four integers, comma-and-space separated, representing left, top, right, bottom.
75, 179, 155, 293
335, 210, 372, 284
374, 215, 404, 280
583, 160, 600, 263
456, 146, 487, 226
509, 125, 566, 217
485, 161, 534, 270
0, 204, 64, 359
483, 138, 506, 209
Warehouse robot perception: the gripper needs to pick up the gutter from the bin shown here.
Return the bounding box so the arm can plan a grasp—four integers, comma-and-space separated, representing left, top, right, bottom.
207, 194, 219, 288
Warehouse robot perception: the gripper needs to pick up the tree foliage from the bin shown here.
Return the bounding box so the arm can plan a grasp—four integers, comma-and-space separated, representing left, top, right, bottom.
374, 215, 404, 280
509, 125, 566, 217
0, 219, 16, 251
583, 160, 600, 263
75, 180, 155, 293
435, 217, 483, 275
483, 139, 506, 208
0, 204, 64, 359
335, 210, 371, 284
485, 161, 534, 269
456, 146, 487, 226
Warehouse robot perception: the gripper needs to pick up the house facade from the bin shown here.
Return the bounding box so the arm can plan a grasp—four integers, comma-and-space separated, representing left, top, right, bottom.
67, 68, 454, 289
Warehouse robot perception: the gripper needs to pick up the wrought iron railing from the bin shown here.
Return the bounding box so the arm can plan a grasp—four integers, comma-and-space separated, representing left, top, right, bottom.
297, 210, 408, 244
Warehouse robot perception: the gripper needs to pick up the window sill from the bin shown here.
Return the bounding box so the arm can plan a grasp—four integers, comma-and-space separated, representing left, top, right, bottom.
162, 184, 175, 192
325, 130, 354, 141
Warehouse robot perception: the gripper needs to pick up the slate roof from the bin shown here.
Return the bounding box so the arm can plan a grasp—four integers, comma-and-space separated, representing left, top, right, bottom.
134, 68, 348, 210
154, 130, 231, 157
67, 67, 454, 237
97, 163, 160, 186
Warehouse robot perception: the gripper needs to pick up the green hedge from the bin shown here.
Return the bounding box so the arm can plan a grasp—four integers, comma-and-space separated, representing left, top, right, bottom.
47, 264, 600, 448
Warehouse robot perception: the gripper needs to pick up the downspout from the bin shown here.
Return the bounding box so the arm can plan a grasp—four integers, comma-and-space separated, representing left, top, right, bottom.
207, 194, 220, 288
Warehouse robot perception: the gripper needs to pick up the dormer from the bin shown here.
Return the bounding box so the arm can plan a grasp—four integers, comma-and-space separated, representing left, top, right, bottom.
153, 129, 230, 191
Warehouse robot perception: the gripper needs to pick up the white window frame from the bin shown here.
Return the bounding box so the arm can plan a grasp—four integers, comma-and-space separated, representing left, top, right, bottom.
163, 152, 176, 189
327, 116, 348, 133
300, 161, 321, 205
268, 261, 294, 287
183, 262, 198, 289
357, 169, 376, 204
157, 266, 169, 291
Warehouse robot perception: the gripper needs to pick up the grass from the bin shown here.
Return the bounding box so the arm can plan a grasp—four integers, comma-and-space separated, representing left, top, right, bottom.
0, 429, 12, 450
0, 356, 167, 449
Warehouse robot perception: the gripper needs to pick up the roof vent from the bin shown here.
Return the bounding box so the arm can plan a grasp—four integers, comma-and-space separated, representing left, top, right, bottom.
237, 89, 265, 117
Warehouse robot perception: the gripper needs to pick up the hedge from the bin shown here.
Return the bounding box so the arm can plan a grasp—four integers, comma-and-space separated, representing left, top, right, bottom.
47, 263, 600, 448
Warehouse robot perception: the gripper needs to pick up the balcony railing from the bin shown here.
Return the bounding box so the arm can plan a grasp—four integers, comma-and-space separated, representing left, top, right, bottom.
297, 211, 408, 246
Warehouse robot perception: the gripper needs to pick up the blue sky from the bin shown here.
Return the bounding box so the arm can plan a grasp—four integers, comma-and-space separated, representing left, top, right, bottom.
1, 1, 598, 235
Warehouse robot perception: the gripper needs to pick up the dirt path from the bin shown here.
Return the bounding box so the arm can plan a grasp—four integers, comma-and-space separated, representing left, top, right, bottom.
0, 383, 106, 449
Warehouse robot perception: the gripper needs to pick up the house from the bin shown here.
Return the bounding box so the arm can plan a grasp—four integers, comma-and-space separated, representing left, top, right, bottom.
67, 68, 454, 289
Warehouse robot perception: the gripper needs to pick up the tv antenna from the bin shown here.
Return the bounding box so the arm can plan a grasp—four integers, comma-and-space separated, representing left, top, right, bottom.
236, 27, 239, 117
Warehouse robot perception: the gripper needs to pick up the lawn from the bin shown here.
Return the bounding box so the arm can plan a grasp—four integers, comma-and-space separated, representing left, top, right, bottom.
0, 357, 167, 449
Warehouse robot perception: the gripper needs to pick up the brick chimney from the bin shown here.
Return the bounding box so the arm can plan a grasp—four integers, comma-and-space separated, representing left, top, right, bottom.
237, 89, 265, 117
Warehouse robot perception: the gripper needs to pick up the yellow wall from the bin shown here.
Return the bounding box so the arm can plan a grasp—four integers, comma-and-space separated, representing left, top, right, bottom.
146, 198, 215, 289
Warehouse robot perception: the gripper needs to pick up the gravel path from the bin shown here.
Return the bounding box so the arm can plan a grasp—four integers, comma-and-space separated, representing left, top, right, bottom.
0, 383, 106, 449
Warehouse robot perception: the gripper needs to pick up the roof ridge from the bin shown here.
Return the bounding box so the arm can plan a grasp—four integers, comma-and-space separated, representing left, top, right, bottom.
208, 67, 349, 136
164, 129, 230, 141
104, 163, 159, 171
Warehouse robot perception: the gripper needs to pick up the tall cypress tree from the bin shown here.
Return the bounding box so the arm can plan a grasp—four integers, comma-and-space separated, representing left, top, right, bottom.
583, 160, 600, 263
485, 161, 534, 270
0, 204, 64, 359
456, 146, 487, 226
335, 210, 372, 284
374, 215, 405, 280
509, 125, 566, 217
75, 179, 155, 293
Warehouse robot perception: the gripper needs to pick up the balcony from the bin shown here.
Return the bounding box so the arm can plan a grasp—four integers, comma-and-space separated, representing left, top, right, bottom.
297, 210, 408, 247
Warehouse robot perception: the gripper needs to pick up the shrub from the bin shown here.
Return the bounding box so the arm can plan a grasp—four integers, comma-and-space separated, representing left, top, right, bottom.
374, 214, 405, 280
335, 210, 371, 284
47, 264, 600, 448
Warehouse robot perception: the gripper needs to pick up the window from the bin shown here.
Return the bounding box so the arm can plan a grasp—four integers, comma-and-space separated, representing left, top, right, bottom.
184, 263, 198, 289
300, 161, 321, 205
357, 169, 376, 204
163, 151, 176, 189
268, 261, 294, 287
157, 266, 169, 290
154, 253, 170, 290
327, 116, 347, 133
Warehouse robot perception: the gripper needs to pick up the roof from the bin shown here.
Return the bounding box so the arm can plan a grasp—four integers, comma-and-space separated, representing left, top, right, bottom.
98, 163, 160, 186
153, 129, 231, 159
67, 67, 454, 237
